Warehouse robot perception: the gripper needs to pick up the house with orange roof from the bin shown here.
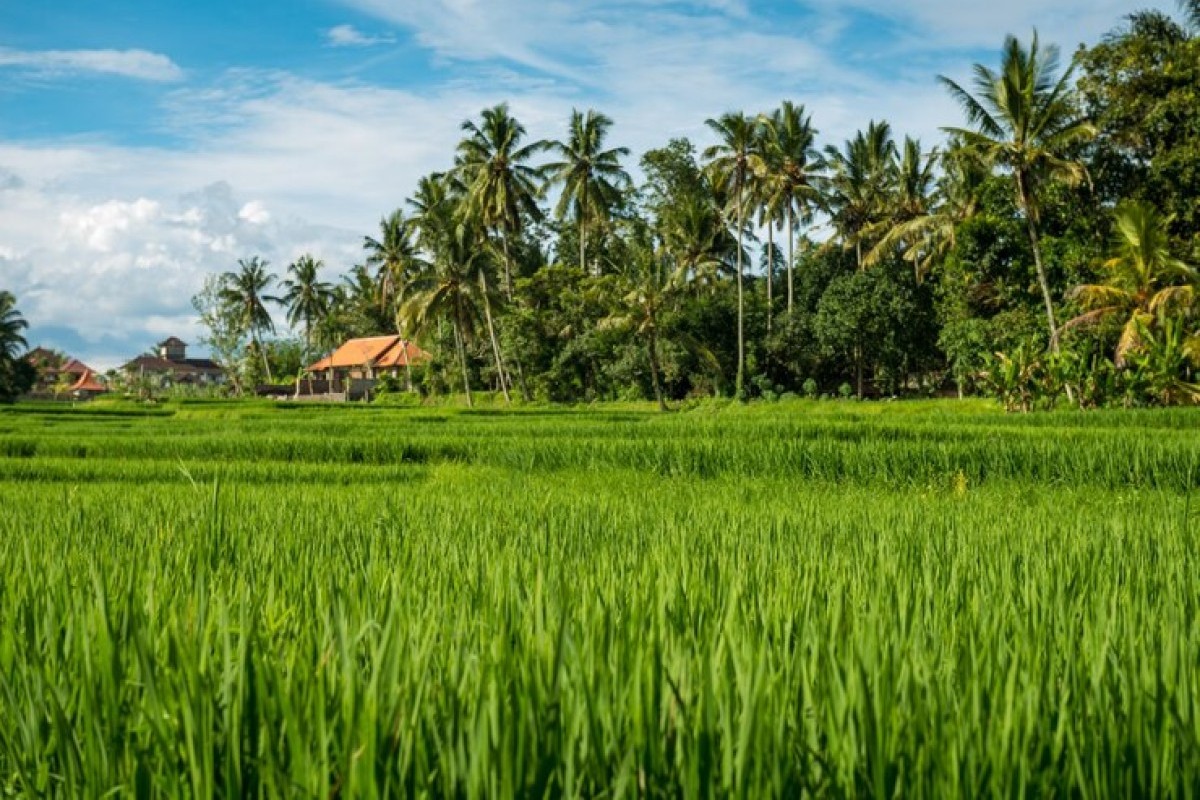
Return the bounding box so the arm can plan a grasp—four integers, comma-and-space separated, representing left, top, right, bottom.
25, 348, 109, 398
307, 335, 429, 381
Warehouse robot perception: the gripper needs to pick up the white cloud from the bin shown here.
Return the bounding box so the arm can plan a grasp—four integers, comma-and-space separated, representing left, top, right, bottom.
326, 24, 395, 47
0, 175, 360, 370
238, 200, 271, 225
0, 46, 183, 82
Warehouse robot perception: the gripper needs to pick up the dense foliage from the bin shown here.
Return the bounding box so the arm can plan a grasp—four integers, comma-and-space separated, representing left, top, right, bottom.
1, 400, 1198, 795
187, 7, 1197, 410
0, 291, 35, 402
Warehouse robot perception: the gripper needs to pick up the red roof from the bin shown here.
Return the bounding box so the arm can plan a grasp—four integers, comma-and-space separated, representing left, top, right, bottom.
69, 369, 108, 393
60, 358, 94, 375
307, 335, 429, 372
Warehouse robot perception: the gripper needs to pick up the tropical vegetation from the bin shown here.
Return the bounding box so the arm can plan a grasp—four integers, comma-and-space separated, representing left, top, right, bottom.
173, 9, 1199, 410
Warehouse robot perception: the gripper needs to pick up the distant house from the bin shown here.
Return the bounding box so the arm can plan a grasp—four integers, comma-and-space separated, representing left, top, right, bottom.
307, 335, 429, 381
122, 337, 225, 386
25, 348, 109, 398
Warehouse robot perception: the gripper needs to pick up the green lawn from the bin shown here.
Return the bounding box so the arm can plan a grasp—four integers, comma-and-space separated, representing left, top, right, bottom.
1, 399, 1198, 796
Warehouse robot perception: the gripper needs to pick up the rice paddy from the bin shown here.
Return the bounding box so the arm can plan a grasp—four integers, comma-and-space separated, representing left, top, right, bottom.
1, 399, 1198, 796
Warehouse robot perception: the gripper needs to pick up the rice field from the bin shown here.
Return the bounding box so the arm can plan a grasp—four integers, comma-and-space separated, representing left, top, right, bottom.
1, 399, 1198, 797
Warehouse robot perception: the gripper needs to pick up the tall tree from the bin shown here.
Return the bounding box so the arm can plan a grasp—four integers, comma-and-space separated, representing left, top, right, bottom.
455, 103, 547, 299
543, 109, 631, 273
278, 254, 334, 362
220, 256, 278, 382
363, 210, 423, 325
0, 291, 34, 402
1077, 7, 1200, 255
703, 111, 761, 398
863, 142, 983, 282
0, 290, 28, 361
759, 102, 821, 315
940, 32, 1096, 352
407, 173, 511, 404
823, 120, 897, 271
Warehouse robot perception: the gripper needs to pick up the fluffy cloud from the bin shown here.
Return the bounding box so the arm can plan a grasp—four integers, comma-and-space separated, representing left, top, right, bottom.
325, 24, 396, 47
1, 177, 360, 369
0, 46, 183, 82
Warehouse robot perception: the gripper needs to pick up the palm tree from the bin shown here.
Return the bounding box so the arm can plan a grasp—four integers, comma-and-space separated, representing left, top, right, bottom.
603, 238, 687, 411
363, 209, 423, 322
1066, 200, 1197, 364
822, 120, 897, 270
940, 32, 1096, 352
703, 111, 762, 398
658, 192, 731, 292
278, 254, 334, 362
454, 103, 547, 299
220, 256, 278, 382
543, 109, 631, 274
407, 173, 511, 404
0, 291, 28, 361
759, 101, 821, 315
861, 139, 973, 282
749, 123, 781, 332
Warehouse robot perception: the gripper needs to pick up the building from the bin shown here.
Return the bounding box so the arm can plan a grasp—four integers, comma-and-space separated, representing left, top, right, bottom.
306, 335, 429, 381
25, 348, 109, 398
122, 337, 225, 386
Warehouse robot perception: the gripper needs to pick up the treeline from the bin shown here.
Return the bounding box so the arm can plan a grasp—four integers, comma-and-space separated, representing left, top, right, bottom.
185, 7, 1198, 408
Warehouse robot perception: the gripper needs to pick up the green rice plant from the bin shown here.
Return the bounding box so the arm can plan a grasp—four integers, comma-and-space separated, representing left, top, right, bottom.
0, 401, 1197, 796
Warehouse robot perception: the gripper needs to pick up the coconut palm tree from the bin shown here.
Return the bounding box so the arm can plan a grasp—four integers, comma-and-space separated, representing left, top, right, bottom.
278, 254, 334, 362
543, 109, 631, 274
658, 192, 731, 292
603, 235, 691, 411
703, 111, 762, 398
940, 32, 1096, 352
363, 209, 423, 323
220, 256, 278, 382
822, 120, 897, 271
0, 290, 28, 361
759, 101, 821, 315
1066, 200, 1197, 364
861, 139, 973, 282
454, 103, 547, 299
407, 173, 511, 404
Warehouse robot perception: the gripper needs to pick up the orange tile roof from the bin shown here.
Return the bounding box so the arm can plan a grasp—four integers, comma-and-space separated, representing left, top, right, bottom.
69, 369, 108, 393
306, 336, 429, 372
375, 339, 429, 368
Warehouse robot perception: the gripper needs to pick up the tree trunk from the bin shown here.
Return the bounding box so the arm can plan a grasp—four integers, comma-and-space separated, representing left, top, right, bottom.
855, 343, 864, 399
479, 274, 511, 404
647, 325, 667, 412
254, 330, 272, 384
787, 205, 795, 316
453, 318, 472, 407
1016, 171, 1060, 353
735, 179, 745, 400
501, 235, 514, 301
766, 222, 774, 334
579, 196, 588, 275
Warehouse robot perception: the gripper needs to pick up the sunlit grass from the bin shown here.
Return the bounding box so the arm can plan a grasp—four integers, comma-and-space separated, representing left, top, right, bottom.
0, 400, 1197, 796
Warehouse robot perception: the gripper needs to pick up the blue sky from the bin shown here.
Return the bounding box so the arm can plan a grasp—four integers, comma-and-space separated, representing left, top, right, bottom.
0, 0, 1174, 368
